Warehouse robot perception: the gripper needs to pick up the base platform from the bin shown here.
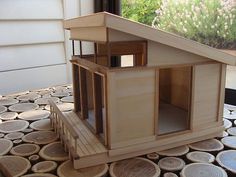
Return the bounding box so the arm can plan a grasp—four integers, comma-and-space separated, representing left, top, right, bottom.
49, 101, 224, 169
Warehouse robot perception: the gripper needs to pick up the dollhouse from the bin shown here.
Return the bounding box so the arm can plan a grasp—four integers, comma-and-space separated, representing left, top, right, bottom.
49, 12, 236, 169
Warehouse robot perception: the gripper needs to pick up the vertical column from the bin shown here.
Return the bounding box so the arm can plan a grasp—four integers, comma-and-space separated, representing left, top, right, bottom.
72, 64, 80, 112
79, 67, 88, 119
93, 73, 103, 134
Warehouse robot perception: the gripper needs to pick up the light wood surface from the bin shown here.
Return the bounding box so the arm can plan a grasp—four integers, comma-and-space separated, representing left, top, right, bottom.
0, 155, 31, 177
0, 112, 18, 120
180, 163, 227, 177
31, 161, 57, 173
5, 132, 24, 140
157, 145, 189, 157
18, 110, 50, 121
186, 151, 215, 163
13, 139, 23, 145
163, 172, 178, 177
0, 120, 29, 133
57, 160, 108, 177
0, 98, 19, 106
64, 12, 236, 65
0, 139, 13, 155
146, 153, 159, 162
51, 92, 70, 98
158, 103, 188, 134
148, 41, 211, 66
21, 128, 34, 134
109, 157, 161, 177
158, 157, 185, 171
45, 103, 74, 112
28, 155, 40, 165
227, 127, 236, 136
108, 69, 155, 146
8, 103, 39, 112
30, 119, 52, 131
0, 133, 4, 138
108, 28, 142, 42
10, 143, 40, 157
223, 112, 236, 120
35, 97, 60, 105
22, 173, 58, 177
224, 104, 236, 112
70, 27, 107, 42
0, 105, 7, 114
217, 131, 229, 138
188, 139, 224, 152
224, 118, 233, 129
216, 150, 236, 174
221, 136, 236, 149
63, 111, 108, 157
159, 67, 191, 110
39, 142, 69, 161
22, 131, 58, 145
61, 96, 74, 103
192, 64, 221, 130
17, 93, 40, 101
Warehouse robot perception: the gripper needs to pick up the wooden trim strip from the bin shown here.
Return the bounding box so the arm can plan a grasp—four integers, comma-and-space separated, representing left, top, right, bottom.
72, 64, 80, 112
79, 67, 88, 119
93, 73, 103, 134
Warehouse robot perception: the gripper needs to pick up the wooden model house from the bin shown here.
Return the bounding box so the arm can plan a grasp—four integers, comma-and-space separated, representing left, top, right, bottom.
49, 12, 236, 169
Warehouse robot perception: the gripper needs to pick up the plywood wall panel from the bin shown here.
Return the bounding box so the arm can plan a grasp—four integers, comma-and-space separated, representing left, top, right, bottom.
148, 41, 211, 66
108, 69, 156, 146
109, 29, 143, 42
192, 63, 221, 129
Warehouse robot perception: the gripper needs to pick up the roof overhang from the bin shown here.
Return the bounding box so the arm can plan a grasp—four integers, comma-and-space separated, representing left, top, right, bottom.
64, 12, 236, 65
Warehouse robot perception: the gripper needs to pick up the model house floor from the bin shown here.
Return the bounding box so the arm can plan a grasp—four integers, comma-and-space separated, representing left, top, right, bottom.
158, 103, 188, 134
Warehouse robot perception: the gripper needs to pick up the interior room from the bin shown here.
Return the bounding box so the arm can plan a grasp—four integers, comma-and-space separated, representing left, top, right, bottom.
158, 66, 192, 135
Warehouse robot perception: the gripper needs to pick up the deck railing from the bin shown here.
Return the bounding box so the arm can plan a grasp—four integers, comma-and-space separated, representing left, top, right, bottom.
49, 100, 78, 160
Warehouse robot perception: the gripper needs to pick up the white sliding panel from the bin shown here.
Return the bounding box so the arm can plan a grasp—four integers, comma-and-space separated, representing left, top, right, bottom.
0, 0, 63, 19
0, 0, 67, 95
0, 43, 66, 71
0, 21, 64, 46
0, 65, 67, 94
0, 0, 94, 95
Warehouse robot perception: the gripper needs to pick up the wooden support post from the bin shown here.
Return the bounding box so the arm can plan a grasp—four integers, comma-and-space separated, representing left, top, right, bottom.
72, 40, 75, 56
79, 67, 88, 119
94, 43, 98, 63
72, 64, 80, 113
79, 41, 83, 58
93, 73, 103, 134
74, 138, 78, 157
107, 42, 111, 67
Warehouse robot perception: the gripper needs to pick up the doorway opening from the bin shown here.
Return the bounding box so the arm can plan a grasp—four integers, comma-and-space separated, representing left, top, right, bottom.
158, 66, 192, 135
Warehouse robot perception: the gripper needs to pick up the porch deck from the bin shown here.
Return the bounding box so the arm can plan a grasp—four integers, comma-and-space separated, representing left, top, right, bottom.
49, 100, 108, 169
63, 111, 108, 157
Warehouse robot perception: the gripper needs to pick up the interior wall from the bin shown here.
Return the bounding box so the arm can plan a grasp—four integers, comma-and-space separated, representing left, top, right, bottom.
0, 0, 94, 95
159, 67, 191, 110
